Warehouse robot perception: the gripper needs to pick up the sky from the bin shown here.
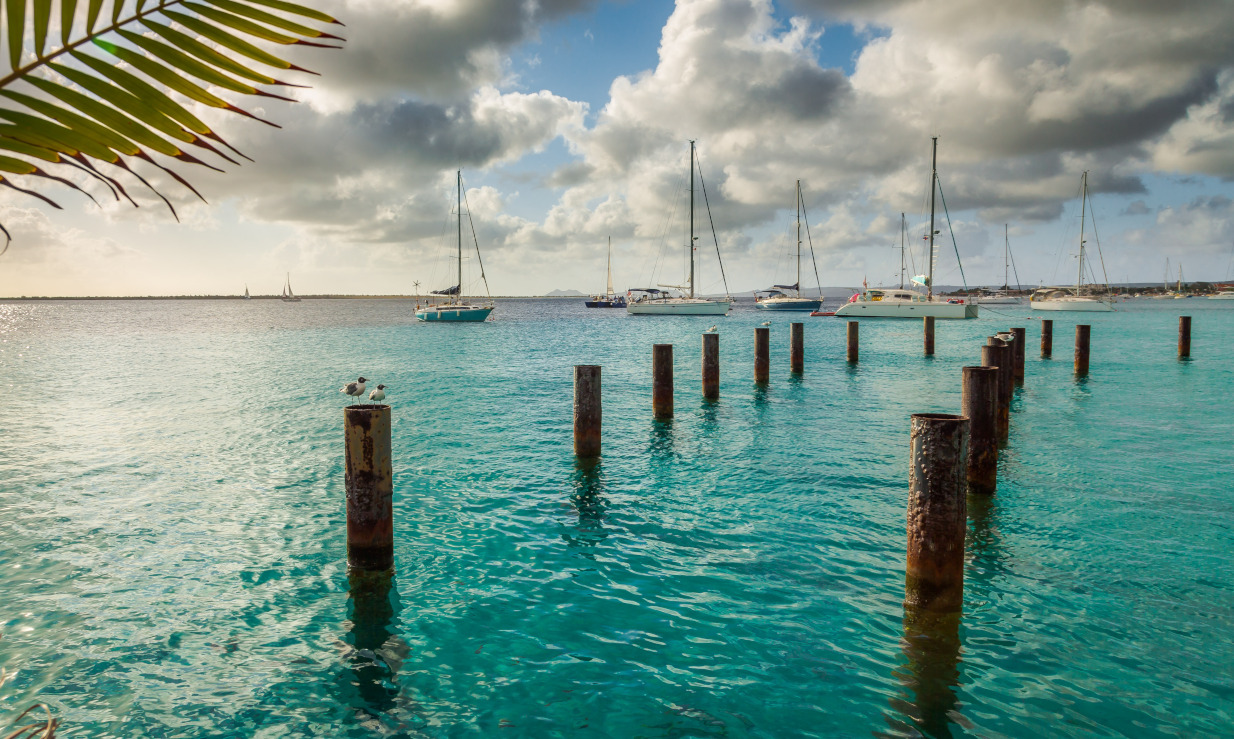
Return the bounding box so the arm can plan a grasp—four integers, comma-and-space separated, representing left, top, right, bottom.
2, 0, 1234, 297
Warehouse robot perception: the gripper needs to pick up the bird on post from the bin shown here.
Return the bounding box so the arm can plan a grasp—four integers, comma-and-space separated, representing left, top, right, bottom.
760, 321, 771, 327
706, 325, 718, 333
340, 377, 367, 403
368, 384, 387, 402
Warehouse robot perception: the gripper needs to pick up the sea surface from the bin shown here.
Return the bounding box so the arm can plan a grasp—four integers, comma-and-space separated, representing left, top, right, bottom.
1, 297, 1231, 738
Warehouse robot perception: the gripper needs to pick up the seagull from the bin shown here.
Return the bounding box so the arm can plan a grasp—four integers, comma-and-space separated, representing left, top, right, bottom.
760, 321, 771, 327
340, 377, 367, 402
705, 325, 718, 333
368, 384, 387, 402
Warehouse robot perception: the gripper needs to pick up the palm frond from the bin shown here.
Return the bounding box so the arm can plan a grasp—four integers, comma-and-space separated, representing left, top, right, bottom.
0, 0, 345, 254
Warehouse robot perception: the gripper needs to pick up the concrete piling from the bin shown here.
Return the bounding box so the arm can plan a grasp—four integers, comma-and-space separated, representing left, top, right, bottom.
790, 322, 804, 374
1010, 327, 1026, 382
924, 316, 935, 356
981, 340, 1011, 441
906, 413, 969, 614
702, 333, 720, 400
1179, 316, 1191, 359
344, 404, 394, 572
1075, 325, 1091, 377
1041, 319, 1053, 358
961, 366, 999, 495
652, 344, 673, 419
754, 327, 770, 384
847, 321, 859, 363
573, 365, 601, 458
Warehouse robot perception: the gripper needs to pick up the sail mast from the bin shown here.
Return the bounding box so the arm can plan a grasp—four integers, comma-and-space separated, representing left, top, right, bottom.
1004, 224, 1010, 289
796, 179, 802, 297
606, 237, 614, 298
900, 213, 906, 289
927, 137, 938, 300
689, 140, 696, 299
457, 170, 463, 305
1078, 171, 1088, 293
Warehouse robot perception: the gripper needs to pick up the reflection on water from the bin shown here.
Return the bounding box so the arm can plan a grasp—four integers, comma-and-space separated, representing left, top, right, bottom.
884, 608, 964, 738
966, 493, 1010, 582
564, 459, 608, 552
340, 569, 405, 720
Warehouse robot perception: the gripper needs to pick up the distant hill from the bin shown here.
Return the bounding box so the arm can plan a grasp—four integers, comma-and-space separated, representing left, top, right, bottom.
546, 289, 586, 297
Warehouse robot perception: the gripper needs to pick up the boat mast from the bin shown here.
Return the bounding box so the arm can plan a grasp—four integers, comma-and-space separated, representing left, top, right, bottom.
689, 140, 696, 299
606, 236, 614, 298
457, 170, 463, 305
900, 213, 906, 289
1078, 171, 1088, 293
1004, 224, 1010, 290
927, 137, 938, 300
796, 179, 802, 297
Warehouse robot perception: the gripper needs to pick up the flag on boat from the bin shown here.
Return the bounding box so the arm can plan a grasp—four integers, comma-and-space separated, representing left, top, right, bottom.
911, 275, 930, 287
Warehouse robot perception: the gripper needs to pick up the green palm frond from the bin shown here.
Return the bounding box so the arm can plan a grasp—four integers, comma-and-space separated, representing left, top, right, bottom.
0, 0, 344, 252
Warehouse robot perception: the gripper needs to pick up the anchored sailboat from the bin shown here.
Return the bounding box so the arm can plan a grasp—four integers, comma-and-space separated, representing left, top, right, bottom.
756, 180, 822, 311
627, 141, 732, 316
835, 137, 978, 319
415, 171, 495, 323
585, 237, 626, 308
976, 225, 1022, 304
243, 284, 250, 300
1030, 171, 1114, 312
280, 274, 300, 302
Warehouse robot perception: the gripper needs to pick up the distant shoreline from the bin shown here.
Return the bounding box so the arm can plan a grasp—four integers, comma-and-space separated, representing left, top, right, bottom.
0, 294, 593, 301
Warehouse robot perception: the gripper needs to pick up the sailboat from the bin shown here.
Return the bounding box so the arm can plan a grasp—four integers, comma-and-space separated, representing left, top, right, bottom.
755, 180, 822, 311
835, 137, 978, 319
584, 237, 626, 308
415, 170, 495, 322
976, 225, 1022, 304
1030, 171, 1114, 312
243, 284, 250, 300
627, 141, 732, 316
280, 274, 301, 302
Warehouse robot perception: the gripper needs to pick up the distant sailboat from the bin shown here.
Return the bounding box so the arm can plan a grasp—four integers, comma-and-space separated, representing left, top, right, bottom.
755, 180, 822, 311
585, 237, 626, 308
1030, 171, 1114, 312
976, 225, 1022, 304
415, 170, 495, 322
280, 274, 301, 303
243, 284, 251, 300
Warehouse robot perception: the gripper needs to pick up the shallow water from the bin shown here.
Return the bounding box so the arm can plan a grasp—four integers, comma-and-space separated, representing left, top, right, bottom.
1, 297, 1231, 738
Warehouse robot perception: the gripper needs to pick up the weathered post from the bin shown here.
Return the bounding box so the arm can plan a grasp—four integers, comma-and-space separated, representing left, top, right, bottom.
754, 327, 770, 384
923, 316, 935, 356
906, 413, 969, 614
847, 321, 859, 363
1041, 319, 1053, 358
982, 340, 1011, 441
1010, 327, 1026, 382
702, 333, 719, 400
573, 365, 601, 458
652, 344, 673, 419
344, 404, 393, 571
790, 322, 804, 374
961, 367, 999, 494
1075, 325, 1090, 377
1179, 316, 1191, 359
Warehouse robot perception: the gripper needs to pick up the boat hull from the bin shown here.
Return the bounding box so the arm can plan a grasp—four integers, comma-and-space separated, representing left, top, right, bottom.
756, 298, 821, 311
975, 296, 1022, 305
1030, 298, 1114, 312
1208, 293, 1234, 300
627, 299, 731, 315
585, 299, 626, 308
415, 305, 494, 322
833, 301, 978, 319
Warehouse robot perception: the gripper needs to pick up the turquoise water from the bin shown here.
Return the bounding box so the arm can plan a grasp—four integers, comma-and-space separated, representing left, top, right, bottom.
1, 298, 1232, 738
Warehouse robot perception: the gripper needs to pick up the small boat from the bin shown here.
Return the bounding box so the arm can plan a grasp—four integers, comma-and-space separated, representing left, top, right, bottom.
809, 309, 836, 317
415, 171, 495, 323
280, 274, 301, 302
1030, 171, 1114, 312
584, 237, 626, 308
755, 180, 822, 311
243, 284, 250, 300
1209, 289, 1234, 300
627, 141, 732, 316
835, 138, 978, 319
976, 226, 1023, 304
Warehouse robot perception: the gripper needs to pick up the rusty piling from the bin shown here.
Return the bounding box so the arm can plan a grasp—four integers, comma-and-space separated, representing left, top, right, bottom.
573, 365, 601, 458
652, 344, 673, 419
961, 366, 999, 495
982, 339, 1011, 441
924, 316, 935, 356
906, 413, 969, 614
790, 322, 804, 374
1041, 319, 1053, 358
1075, 324, 1090, 377
1011, 327, 1026, 382
754, 327, 770, 384
344, 404, 394, 572
847, 321, 859, 363
1179, 316, 1191, 359
702, 333, 719, 400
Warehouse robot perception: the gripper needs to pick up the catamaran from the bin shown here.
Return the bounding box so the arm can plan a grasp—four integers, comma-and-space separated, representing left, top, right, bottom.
585, 237, 626, 308
627, 141, 732, 316
1030, 171, 1114, 312
976, 225, 1022, 304
835, 137, 978, 319
755, 180, 822, 311
415, 171, 495, 323
280, 274, 300, 302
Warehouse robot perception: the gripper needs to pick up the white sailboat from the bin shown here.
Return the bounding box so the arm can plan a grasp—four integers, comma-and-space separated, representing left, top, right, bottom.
756, 180, 822, 311
835, 137, 978, 319
585, 237, 626, 308
976, 225, 1022, 304
1030, 171, 1114, 312
627, 141, 732, 316
243, 284, 250, 300
415, 171, 495, 323
280, 274, 301, 302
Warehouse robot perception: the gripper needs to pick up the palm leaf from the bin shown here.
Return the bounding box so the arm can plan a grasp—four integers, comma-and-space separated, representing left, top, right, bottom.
0, 0, 345, 254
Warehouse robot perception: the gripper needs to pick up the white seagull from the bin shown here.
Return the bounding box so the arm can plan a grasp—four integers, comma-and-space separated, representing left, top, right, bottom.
705, 325, 718, 333
340, 376, 367, 402
760, 321, 771, 327
368, 384, 387, 402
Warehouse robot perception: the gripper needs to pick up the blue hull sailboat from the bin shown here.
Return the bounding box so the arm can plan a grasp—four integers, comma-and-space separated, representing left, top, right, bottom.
415, 170, 495, 323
